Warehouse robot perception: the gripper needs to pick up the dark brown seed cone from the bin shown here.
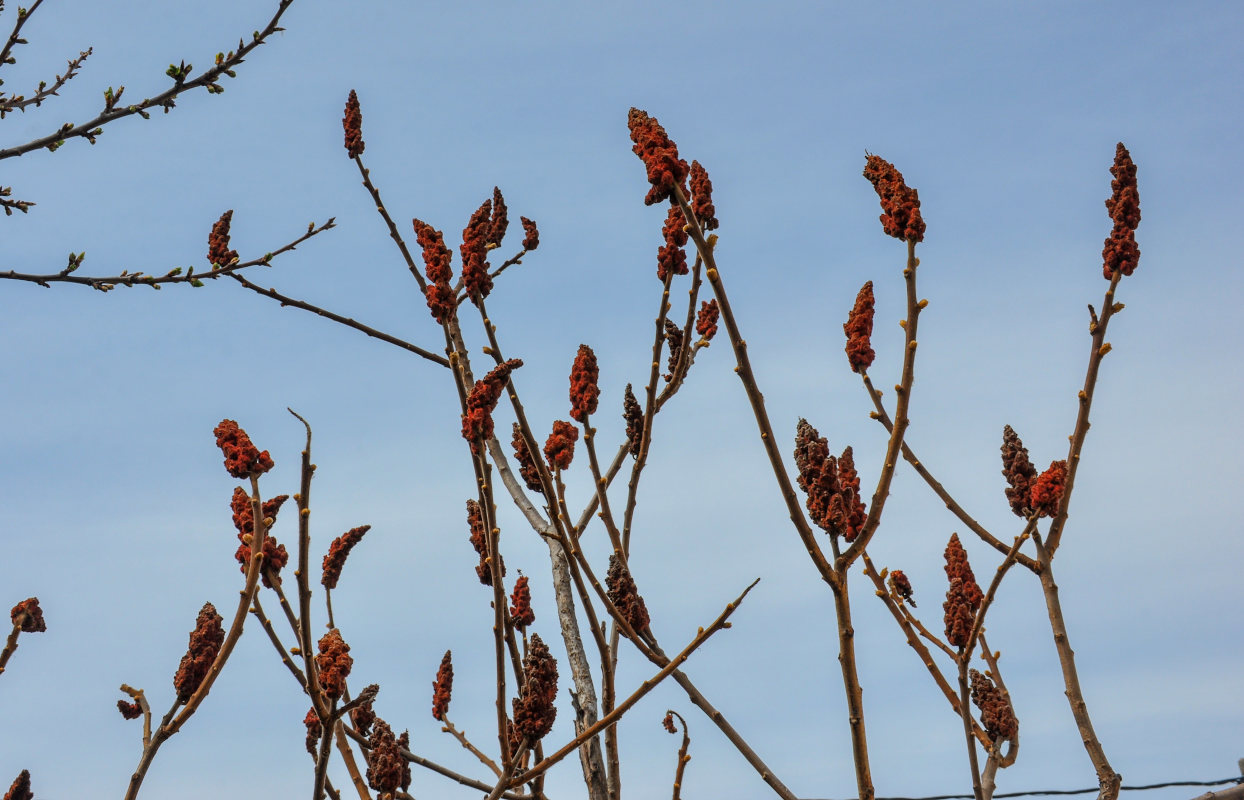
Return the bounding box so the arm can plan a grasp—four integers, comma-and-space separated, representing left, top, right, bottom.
569, 344, 600, 423
623, 384, 643, 457
888, 569, 916, 607
9, 598, 45, 633
1029, 459, 1067, 518
173, 602, 224, 703
843, 281, 876, 373
315, 629, 352, 701
606, 553, 650, 633
321, 525, 372, 590
117, 699, 142, 720
509, 576, 535, 631
342, 89, 364, 158
1001, 425, 1037, 517
366, 718, 403, 795
970, 669, 1018, 740
303, 708, 321, 756
207, 210, 239, 268
3, 770, 32, 800
512, 633, 559, 741
511, 422, 544, 493
432, 649, 454, 721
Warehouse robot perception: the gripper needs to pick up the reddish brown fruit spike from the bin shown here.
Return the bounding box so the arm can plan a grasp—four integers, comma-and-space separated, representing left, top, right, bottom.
569, 344, 601, 423
1102, 143, 1141, 279
461, 199, 494, 302
544, 420, 579, 471
793, 419, 841, 535
432, 649, 454, 721
513, 633, 559, 741
303, 707, 322, 755
461, 359, 523, 454
606, 553, 651, 633
943, 533, 983, 610
862, 154, 926, 242
213, 419, 274, 478
888, 569, 916, 607
511, 422, 544, 493
173, 602, 224, 703
3, 770, 32, 800
520, 216, 540, 251
663, 319, 684, 382
315, 628, 353, 701
1029, 459, 1068, 518
657, 204, 689, 282
9, 598, 45, 633
696, 299, 719, 341
1000, 425, 1038, 517
342, 89, 364, 158
207, 210, 239, 268
510, 575, 535, 630
466, 499, 504, 585
662, 711, 677, 734
843, 281, 876, 373
365, 718, 403, 795
116, 699, 142, 720
623, 384, 643, 457
627, 107, 690, 206
490, 187, 509, 247
970, 669, 1019, 741
689, 160, 719, 230
321, 525, 372, 590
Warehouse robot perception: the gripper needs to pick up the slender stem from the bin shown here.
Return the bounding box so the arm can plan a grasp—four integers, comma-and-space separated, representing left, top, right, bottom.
666, 711, 691, 800
441, 719, 503, 776
957, 659, 985, 800
0, 624, 20, 675
831, 570, 874, 800
312, 698, 339, 800
250, 596, 307, 687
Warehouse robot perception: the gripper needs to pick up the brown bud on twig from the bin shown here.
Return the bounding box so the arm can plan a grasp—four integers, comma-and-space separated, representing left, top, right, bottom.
511, 423, 544, 493
315, 629, 352, 701
623, 384, 643, 457
342, 89, 364, 158
432, 649, 453, 721
689, 160, 718, 230
213, 419, 273, 479
843, 281, 876, 373
321, 525, 371, 590
970, 669, 1018, 740
173, 602, 224, 703
606, 554, 650, 633
1029, 459, 1067, 518
1102, 143, 1140, 279
9, 598, 45, 633
696, 299, 720, 342
3, 770, 32, 800
366, 718, 404, 796
888, 569, 916, 607
510, 575, 535, 631
628, 107, 689, 206
513, 633, 558, 741
1001, 425, 1037, 518
544, 420, 578, 471
569, 344, 600, 423
862, 154, 926, 242
520, 216, 539, 251
207, 210, 239, 267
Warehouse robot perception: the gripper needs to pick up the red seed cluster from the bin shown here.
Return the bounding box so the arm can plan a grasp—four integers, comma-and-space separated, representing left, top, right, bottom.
230, 487, 290, 589
793, 420, 867, 541
544, 420, 578, 471
862, 154, 926, 243
213, 419, 273, 479
461, 359, 523, 455
657, 204, 689, 282
662, 711, 677, 734
461, 199, 494, 302
511, 423, 544, 493
663, 319, 684, 382
520, 216, 540, 251
623, 384, 643, 457
1029, 460, 1067, 518
1102, 143, 1141, 279
569, 344, 600, 423
1001, 425, 1038, 517
943, 534, 983, 649
365, 718, 405, 795
303, 707, 321, 755
689, 160, 718, 230
173, 602, 224, 703
414, 218, 456, 324
888, 569, 916, 607
970, 669, 1019, 741
606, 554, 650, 633
432, 649, 454, 721
321, 525, 372, 590
4, 771, 32, 800
351, 694, 376, 737
843, 281, 876, 373
116, 699, 142, 720
466, 499, 504, 586
490, 187, 509, 247
510, 575, 535, 631
315, 628, 353, 701
628, 107, 689, 206
9, 598, 45, 633
696, 299, 719, 342
513, 633, 559, 741
342, 89, 364, 158
207, 210, 239, 268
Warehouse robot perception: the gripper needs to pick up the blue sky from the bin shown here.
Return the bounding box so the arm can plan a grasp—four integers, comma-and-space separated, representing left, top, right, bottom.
1, 1, 1241, 798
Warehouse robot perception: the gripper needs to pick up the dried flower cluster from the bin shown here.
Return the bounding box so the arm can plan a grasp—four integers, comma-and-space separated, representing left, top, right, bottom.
489, 186, 508, 247
606, 554, 650, 633
1102, 143, 1141, 279
303, 708, 321, 755
321, 525, 371, 590
460, 198, 494, 302
315, 628, 352, 701
229, 487, 290, 588
696, 299, 720, 341
432, 649, 454, 721
414, 218, 457, 324
366, 718, 409, 796
207, 210, 239, 268
466, 499, 503, 585
663, 318, 684, 382
116, 699, 142, 720
843, 281, 876, 373
351, 694, 376, 738
342, 89, 364, 158
943, 534, 983, 649
544, 420, 578, 471
970, 669, 1018, 741
569, 344, 600, 423
510, 575, 535, 631
173, 602, 224, 703
461, 359, 522, 454
520, 216, 540, 251
689, 160, 718, 230
3, 771, 31, 800
623, 384, 643, 457
513, 633, 559, 741
9, 598, 45, 633
888, 569, 916, 607
793, 420, 867, 541
511, 422, 544, 493
1000, 425, 1038, 517
662, 711, 677, 734
627, 107, 688, 206
1029, 460, 1067, 518
862, 154, 926, 243
213, 419, 274, 479
657, 204, 689, 282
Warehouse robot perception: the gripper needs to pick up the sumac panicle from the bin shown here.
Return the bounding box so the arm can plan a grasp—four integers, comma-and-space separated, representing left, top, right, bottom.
173, 602, 224, 703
